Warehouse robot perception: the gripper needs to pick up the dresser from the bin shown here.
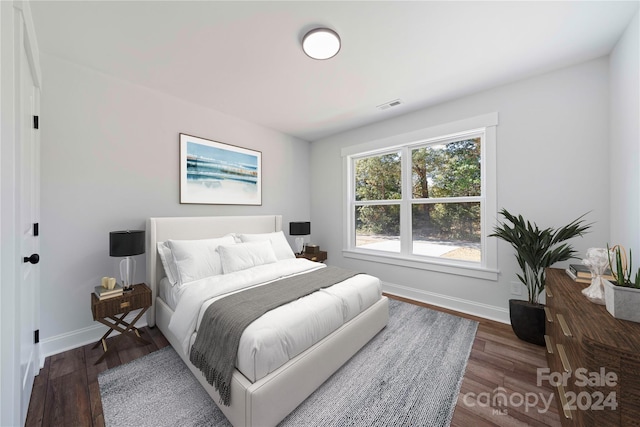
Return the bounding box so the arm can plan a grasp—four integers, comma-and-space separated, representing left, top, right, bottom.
544, 268, 640, 426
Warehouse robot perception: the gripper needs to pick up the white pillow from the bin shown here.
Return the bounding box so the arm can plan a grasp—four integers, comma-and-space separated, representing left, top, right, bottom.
157, 241, 179, 286
218, 241, 278, 274
237, 231, 295, 260
168, 235, 236, 286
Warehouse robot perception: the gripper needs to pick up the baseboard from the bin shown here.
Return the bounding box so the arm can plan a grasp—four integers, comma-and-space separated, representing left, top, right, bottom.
382, 281, 510, 324
38, 312, 148, 368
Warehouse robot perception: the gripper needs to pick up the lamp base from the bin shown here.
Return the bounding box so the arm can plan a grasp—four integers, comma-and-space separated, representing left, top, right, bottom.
294, 237, 304, 255
119, 256, 136, 292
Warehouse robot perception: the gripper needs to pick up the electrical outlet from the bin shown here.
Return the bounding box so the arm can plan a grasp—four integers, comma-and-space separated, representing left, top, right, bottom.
510, 281, 522, 296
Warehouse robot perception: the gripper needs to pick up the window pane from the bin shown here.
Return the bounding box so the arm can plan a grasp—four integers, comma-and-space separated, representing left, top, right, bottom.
412, 138, 481, 199
355, 153, 401, 201
355, 205, 400, 252
412, 202, 481, 262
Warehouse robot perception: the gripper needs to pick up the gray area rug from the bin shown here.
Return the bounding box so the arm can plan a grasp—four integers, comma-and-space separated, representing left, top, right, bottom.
99, 299, 478, 427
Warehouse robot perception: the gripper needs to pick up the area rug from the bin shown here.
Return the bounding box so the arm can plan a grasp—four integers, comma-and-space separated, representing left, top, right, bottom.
98, 299, 478, 427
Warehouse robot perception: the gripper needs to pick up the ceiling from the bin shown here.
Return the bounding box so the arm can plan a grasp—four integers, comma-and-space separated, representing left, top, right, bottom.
30, 1, 638, 142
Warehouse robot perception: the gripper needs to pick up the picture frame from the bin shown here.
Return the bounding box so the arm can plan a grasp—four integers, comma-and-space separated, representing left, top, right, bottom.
179, 133, 262, 205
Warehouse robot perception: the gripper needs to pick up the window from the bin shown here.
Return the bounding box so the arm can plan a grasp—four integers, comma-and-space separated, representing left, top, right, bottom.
343, 113, 498, 280
354, 152, 402, 253
410, 137, 482, 262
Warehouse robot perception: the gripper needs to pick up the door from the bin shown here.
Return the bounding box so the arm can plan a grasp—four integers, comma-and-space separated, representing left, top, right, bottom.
1, 2, 41, 425
18, 26, 40, 426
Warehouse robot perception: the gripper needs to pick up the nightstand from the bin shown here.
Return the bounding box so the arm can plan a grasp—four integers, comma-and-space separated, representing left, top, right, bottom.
91, 283, 152, 364
296, 250, 327, 263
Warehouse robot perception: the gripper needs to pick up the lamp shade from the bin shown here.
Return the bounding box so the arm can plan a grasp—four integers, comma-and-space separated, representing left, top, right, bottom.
289, 222, 311, 236
109, 230, 145, 257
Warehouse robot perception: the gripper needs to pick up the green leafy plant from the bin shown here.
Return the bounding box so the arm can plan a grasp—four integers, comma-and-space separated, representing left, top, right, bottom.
607, 244, 640, 288
490, 209, 591, 305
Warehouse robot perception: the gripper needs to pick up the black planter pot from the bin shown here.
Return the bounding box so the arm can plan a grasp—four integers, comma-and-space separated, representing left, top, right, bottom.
509, 299, 545, 346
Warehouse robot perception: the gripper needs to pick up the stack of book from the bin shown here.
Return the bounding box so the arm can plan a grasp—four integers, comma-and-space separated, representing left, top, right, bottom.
565, 263, 615, 284
94, 284, 124, 300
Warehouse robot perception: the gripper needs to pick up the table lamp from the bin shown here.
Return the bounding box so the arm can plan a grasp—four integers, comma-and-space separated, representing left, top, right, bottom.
289, 222, 310, 255
109, 230, 145, 291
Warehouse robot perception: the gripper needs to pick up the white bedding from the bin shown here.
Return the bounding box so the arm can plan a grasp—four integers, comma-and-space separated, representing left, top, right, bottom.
158, 277, 179, 310
167, 258, 382, 382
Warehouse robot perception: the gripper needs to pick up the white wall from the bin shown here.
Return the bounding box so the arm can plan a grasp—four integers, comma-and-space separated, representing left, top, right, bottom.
311, 58, 611, 322
609, 11, 639, 253
39, 54, 311, 357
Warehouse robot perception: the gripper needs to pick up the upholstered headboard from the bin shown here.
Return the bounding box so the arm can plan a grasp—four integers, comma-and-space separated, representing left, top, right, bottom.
145, 215, 283, 326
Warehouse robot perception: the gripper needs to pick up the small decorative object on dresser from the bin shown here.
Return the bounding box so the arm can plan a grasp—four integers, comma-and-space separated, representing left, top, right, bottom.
580, 247, 611, 305
604, 244, 640, 322
101, 276, 117, 290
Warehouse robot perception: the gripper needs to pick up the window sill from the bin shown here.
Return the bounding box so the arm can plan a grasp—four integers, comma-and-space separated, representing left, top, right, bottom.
342, 249, 499, 281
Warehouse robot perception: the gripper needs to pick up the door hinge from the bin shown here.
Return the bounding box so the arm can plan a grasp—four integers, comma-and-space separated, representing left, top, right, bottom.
33, 115, 39, 129
33, 223, 39, 236
34, 330, 39, 344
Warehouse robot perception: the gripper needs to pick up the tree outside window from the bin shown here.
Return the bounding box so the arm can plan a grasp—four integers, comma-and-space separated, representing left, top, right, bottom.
351, 136, 482, 262
354, 152, 401, 251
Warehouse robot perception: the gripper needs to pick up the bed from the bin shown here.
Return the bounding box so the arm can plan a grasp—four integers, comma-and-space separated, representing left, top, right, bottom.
146, 215, 389, 427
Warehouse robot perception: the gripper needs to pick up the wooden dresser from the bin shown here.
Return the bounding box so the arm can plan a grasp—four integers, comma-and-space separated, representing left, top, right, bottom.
544, 268, 640, 426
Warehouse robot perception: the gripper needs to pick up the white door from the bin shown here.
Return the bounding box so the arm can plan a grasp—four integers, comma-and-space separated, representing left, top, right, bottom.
18, 31, 40, 425
0, 2, 41, 425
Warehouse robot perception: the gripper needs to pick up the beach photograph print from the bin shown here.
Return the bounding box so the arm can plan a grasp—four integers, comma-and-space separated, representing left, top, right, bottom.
180, 134, 262, 205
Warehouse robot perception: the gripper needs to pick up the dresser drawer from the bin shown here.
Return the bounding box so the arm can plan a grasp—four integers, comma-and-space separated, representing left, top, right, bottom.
91, 283, 151, 319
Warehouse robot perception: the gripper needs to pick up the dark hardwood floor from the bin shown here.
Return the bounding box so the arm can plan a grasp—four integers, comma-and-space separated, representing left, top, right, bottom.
25, 295, 560, 427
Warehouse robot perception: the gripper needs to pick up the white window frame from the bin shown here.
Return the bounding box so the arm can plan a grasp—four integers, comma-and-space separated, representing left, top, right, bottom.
342, 113, 499, 281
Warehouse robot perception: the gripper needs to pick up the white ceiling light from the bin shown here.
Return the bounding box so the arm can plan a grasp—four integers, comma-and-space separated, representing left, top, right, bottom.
302, 28, 341, 60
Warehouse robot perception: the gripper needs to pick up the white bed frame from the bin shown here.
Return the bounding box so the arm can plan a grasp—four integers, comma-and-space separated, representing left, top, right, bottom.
146, 215, 389, 427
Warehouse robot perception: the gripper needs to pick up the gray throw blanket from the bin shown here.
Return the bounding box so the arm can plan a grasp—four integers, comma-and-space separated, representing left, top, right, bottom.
189, 266, 360, 406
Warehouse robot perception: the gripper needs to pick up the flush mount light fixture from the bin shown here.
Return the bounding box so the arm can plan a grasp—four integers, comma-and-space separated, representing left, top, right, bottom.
302, 28, 341, 60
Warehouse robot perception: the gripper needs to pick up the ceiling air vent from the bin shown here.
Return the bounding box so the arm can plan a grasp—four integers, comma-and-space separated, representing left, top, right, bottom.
376, 99, 403, 111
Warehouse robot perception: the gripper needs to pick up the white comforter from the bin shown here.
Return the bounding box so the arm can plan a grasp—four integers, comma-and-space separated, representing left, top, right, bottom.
168, 258, 382, 382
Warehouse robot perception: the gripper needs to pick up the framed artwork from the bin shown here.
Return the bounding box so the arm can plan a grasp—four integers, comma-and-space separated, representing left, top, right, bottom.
179, 133, 262, 205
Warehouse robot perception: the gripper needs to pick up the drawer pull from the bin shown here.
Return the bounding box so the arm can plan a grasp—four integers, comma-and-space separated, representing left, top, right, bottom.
557, 344, 572, 373
544, 307, 554, 322
556, 313, 573, 337
557, 383, 573, 420
545, 287, 553, 298
544, 335, 554, 354
120, 301, 131, 309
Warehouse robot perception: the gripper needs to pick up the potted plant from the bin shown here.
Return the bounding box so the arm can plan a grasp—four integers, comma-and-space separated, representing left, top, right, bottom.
490, 209, 591, 346
604, 245, 640, 322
